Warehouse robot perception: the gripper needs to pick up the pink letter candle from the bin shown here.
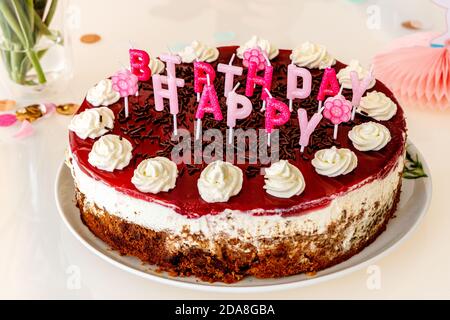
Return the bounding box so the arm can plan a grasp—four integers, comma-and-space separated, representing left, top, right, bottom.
152, 54, 185, 135
226, 83, 252, 144
217, 54, 243, 97
350, 68, 374, 120
195, 75, 222, 140
264, 89, 290, 146
287, 64, 312, 112
317, 67, 340, 112
297, 108, 323, 153
194, 61, 216, 102
245, 62, 273, 111
129, 49, 151, 81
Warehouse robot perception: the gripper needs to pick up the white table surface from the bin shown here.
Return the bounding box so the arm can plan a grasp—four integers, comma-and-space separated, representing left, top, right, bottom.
0, 0, 448, 299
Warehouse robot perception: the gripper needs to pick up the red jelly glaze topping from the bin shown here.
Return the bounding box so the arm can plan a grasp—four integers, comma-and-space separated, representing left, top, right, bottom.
69, 46, 406, 218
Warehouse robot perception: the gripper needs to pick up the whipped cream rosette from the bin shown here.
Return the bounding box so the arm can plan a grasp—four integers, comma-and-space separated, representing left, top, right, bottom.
197, 160, 243, 203
290, 41, 335, 69
264, 160, 305, 198
349, 122, 391, 151
337, 60, 376, 90
312, 147, 358, 177
359, 91, 397, 121
132, 157, 178, 194
69, 107, 114, 139
88, 134, 133, 172
86, 79, 120, 107
237, 35, 279, 60
178, 40, 219, 63
149, 57, 165, 75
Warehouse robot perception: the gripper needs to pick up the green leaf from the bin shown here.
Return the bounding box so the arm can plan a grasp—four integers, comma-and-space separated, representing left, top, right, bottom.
403, 149, 428, 180
34, 0, 47, 19
44, 0, 58, 27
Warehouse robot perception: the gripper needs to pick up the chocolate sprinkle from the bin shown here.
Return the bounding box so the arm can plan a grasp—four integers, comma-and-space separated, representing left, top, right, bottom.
109, 49, 376, 179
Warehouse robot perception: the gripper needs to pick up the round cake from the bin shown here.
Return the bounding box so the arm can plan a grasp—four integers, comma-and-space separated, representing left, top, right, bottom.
67, 38, 406, 283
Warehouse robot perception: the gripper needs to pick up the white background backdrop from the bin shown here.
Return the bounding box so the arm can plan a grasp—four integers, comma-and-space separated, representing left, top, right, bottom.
0, 0, 449, 299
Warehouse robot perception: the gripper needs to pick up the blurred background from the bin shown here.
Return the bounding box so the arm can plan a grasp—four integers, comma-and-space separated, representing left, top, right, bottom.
2, 0, 446, 103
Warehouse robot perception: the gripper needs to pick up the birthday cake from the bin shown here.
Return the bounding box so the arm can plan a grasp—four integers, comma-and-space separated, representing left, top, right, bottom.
67, 36, 406, 283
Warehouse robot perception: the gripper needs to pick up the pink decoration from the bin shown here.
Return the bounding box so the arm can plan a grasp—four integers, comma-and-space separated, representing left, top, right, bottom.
112, 69, 139, 118
323, 95, 352, 140
323, 95, 352, 125
317, 68, 340, 102
243, 48, 266, 70
217, 57, 243, 97
226, 88, 252, 128
350, 70, 374, 119
129, 49, 151, 81
265, 97, 290, 134
378, 32, 439, 55
194, 62, 216, 95
350, 70, 374, 107
112, 69, 139, 97
297, 108, 323, 153
226, 85, 252, 144
0, 114, 17, 127
287, 64, 312, 111
195, 83, 222, 121
431, 0, 450, 47
41, 103, 56, 117
245, 62, 273, 101
152, 54, 185, 114
13, 120, 34, 139
374, 34, 450, 110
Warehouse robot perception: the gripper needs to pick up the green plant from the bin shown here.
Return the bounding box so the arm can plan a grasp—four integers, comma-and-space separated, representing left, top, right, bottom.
403, 148, 428, 180
0, 0, 61, 85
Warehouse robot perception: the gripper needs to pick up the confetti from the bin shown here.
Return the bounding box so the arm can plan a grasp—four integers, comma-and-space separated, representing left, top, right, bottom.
402, 20, 424, 30
15, 105, 43, 122
56, 103, 79, 115
0, 100, 16, 112
0, 114, 17, 127
40, 103, 57, 117
80, 34, 101, 44
13, 120, 34, 139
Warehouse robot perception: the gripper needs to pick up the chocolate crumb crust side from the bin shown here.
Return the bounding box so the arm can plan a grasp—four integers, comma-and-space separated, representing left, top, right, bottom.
75, 177, 402, 283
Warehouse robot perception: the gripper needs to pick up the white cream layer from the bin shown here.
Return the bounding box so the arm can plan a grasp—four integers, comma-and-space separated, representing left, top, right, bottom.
70, 155, 404, 251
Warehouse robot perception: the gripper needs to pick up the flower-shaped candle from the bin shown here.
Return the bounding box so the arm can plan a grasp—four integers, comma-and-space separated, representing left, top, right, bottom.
112, 69, 139, 118
244, 47, 273, 111
323, 95, 352, 139
243, 47, 266, 70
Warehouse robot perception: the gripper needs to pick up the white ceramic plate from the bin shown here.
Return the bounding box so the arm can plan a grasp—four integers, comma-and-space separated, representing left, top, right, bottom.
55, 142, 432, 293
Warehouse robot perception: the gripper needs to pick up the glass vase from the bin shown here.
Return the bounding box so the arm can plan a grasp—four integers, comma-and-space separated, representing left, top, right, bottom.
0, 0, 72, 101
